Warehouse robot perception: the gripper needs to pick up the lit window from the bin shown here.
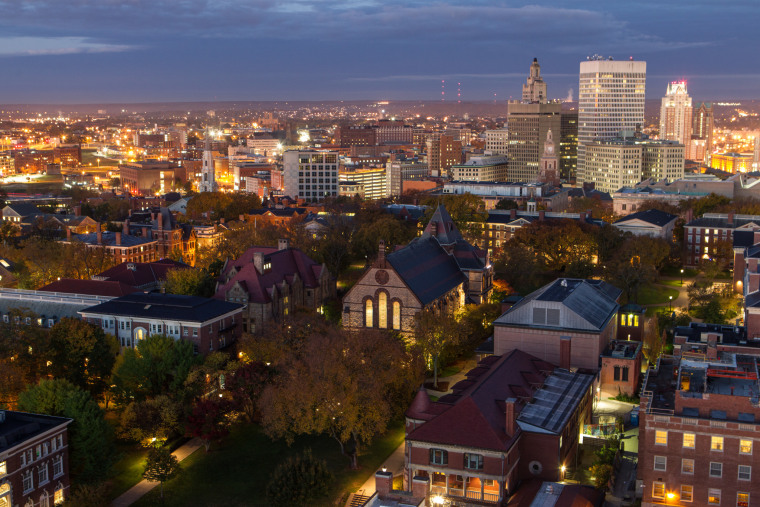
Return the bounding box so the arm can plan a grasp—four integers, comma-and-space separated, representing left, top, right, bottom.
738, 465, 751, 481
392, 301, 401, 331
654, 456, 666, 471
652, 482, 665, 499
710, 462, 722, 477
365, 299, 373, 327
0, 461, 5, 477
683, 433, 695, 448
712, 436, 724, 451
655, 430, 667, 445
54, 486, 64, 505
681, 485, 693, 503
378, 292, 387, 329
740, 439, 753, 454
682, 458, 694, 474
708, 488, 721, 505
738, 492, 749, 507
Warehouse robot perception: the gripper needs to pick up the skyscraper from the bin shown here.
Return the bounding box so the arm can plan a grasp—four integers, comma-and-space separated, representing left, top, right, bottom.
522, 58, 547, 103
577, 58, 646, 186
199, 132, 217, 192
283, 150, 339, 202
560, 110, 578, 182
659, 81, 692, 146
692, 102, 714, 163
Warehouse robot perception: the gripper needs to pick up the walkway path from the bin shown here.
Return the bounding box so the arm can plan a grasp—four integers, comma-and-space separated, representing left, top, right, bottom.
111, 438, 203, 507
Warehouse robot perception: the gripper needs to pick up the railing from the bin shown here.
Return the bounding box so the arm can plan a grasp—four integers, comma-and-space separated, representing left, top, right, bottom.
449, 488, 464, 497
484, 492, 500, 503
430, 485, 446, 495
465, 490, 482, 500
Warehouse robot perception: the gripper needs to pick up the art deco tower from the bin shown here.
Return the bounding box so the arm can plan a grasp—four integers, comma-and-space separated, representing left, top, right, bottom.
522, 58, 547, 104
659, 81, 692, 145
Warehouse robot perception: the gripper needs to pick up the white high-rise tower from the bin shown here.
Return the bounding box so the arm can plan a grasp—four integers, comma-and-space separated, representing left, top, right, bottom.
200, 130, 217, 192
577, 57, 646, 185
659, 81, 692, 145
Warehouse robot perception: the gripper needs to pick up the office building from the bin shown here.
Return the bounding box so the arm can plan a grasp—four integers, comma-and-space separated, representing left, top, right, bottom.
522, 57, 547, 103
659, 81, 692, 146
641, 141, 685, 181
426, 135, 461, 177
583, 141, 642, 194
386, 161, 428, 197
560, 111, 578, 181
506, 102, 562, 182
577, 58, 646, 185
711, 152, 754, 174
692, 102, 714, 162
449, 156, 508, 182
282, 150, 339, 202
199, 134, 217, 192
484, 129, 508, 155
339, 167, 387, 200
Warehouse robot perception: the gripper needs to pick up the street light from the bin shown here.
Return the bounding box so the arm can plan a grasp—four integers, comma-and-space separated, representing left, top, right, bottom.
680, 268, 684, 286
669, 295, 673, 312
560, 465, 566, 481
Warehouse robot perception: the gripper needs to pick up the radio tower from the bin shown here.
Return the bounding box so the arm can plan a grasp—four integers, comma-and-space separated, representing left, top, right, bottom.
441, 80, 445, 102
457, 83, 461, 104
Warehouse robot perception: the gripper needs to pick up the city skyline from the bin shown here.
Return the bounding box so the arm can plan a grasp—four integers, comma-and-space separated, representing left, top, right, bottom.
0, 0, 758, 103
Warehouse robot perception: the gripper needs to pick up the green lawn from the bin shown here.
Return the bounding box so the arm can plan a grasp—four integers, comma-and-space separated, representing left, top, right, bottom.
438, 364, 462, 379
635, 285, 680, 306
661, 266, 698, 278
133, 420, 405, 507
660, 279, 684, 287
108, 443, 149, 500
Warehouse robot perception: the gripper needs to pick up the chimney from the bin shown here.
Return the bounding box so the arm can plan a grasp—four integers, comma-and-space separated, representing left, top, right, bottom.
66, 227, 71, 241
220, 217, 225, 225
411, 476, 429, 500
375, 470, 392, 496
142, 226, 150, 238
578, 211, 586, 221
123, 218, 130, 235
253, 252, 264, 273
158, 211, 163, 231
728, 212, 735, 226
96, 223, 102, 245
239, 214, 245, 222
377, 240, 386, 266
115, 232, 121, 246
73, 205, 81, 217
560, 336, 571, 370
510, 208, 517, 219
505, 398, 517, 437
538, 210, 545, 221
278, 238, 289, 251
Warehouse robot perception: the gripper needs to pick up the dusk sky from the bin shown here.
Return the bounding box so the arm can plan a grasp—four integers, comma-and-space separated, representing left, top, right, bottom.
0, 0, 758, 104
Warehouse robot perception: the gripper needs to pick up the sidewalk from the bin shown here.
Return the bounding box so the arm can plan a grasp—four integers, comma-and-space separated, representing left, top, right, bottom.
351, 441, 406, 500
111, 438, 203, 507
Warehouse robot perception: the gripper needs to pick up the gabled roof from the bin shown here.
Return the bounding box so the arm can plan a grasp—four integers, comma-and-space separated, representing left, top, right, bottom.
79, 292, 242, 323
614, 208, 677, 227
39, 279, 139, 297
386, 236, 466, 306
94, 259, 190, 288
2, 202, 43, 217
70, 231, 155, 247
422, 204, 464, 246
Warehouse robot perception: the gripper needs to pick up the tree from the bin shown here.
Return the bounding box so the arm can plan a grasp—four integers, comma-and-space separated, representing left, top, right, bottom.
266, 450, 332, 507
680, 193, 730, 217
568, 196, 617, 223
18, 379, 115, 482
118, 396, 183, 446
225, 361, 272, 422
48, 318, 118, 398
493, 243, 545, 295
186, 398, 230, 452
0, 309, 50, 406
641, 317, 663, 363
414, 311, 464, 389
164, 267, 215, 297
494, 198, 519, 211
143, 446, 181, 499
419, 194, 488, 240
350, 215, 416, 262
511, 219, 596, 272
606, 236, 669, 303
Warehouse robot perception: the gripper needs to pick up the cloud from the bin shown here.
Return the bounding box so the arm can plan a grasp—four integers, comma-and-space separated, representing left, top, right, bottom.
0, 36, 134, 56
349, 72, 578, 82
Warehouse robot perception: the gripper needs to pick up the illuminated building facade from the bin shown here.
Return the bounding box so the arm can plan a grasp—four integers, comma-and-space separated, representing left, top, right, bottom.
199, 134, 217, 192
338, 167, 387, 200
692, 102, 714, 162
484, 129, 508, 156
711, 152, 754, 174
282, 150, 339, 202
577, 59, 646, 185
659, 81, 692, 146
559, 111, 578, 182
506, 101, 561, 182
522, 58, 547, 103
449, 156, 508, 182
425, 135, 462, 178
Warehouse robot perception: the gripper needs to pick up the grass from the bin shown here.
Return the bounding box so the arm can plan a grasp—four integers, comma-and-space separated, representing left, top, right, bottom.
660, 279, 685, 287
634, 284, 680, 306
437, 364, 462, 379
661, 265, 698, 278
108, 443, 149, 500
133, 420, 406, 507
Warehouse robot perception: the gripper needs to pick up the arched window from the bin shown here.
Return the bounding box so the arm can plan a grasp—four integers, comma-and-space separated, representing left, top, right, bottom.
378, 292, 388, 329
365, 299, 373, 328
392, 302, 401, 330
0, 483, 11, 507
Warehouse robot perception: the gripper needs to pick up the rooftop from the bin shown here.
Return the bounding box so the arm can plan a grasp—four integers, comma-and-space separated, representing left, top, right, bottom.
602, 340, 643, 359
0, 410, 72, 454
80, 292, 242, 323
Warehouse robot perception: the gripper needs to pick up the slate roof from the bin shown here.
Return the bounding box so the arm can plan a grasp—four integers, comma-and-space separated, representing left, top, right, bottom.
2, 202, 43, 218
406, 350, 591, 452
614, 208, 677, 227
422, 205, 464, 245
0, 411, 72, 454
495, 278, 621, 332
517, 369, 594, 434
70, 231, 156, 247
39, 279, 139, 297
215, 246, 327, 304
687, 213, 760, 230
94, 259, 190, 289
386, 236, 466, 306
80, 293, 242, 322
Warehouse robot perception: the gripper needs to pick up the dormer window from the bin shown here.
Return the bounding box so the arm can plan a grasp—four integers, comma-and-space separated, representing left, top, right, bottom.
263, 261, 272, 272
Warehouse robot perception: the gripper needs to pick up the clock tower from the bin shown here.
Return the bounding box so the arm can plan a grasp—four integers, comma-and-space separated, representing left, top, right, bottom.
537, 129, 560, 186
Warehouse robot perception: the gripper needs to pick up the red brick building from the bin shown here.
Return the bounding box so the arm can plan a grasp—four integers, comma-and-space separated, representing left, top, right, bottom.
599, 340, 643, 399
336, 125, 377, 147
0, 410, 72, 507
685, 212, 760, 268
404, 350, 594, 504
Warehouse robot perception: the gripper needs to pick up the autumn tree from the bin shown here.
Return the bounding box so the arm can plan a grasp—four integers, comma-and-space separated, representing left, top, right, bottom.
568, 196, 617, 223
495, 198, 519, 210
118, 395, 183, 446
511, 219, 596, 272
680, 193, 730, 216
0, 309, 50, 406
351, 215, 416, 262
493, 243, 545, 295
414, 311, 465, 389
641, 317, 663, 363
48, 318, 118, 398
143, 446, 181, 499
224, 361, 272, 422
164, 267, 215, 297
186, 398, 230, 452
419, 193, 488, 240
606, 236, 670, 303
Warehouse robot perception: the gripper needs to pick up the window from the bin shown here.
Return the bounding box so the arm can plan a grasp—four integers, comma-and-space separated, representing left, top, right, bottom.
53, 455, 63, 478
54, 485, 64, 505
464, 453, 483, 470
738, 465, 751, 480
0, 460, 5, 477
614, 366, 620, 381
652, 482, 665, 499
23, 470, 33, 493
654, 456, 666, 471
738, 492, 749, 507
681, 485, 694, 502
682, 458, 694, 474
710, 462, 722, 477
378, 292, 387, 329
709, 488, 721, 505
38, 463, 48, 485
740, 439, 753, 454
365, 299, 373, 327
622, 367, 629, 382
712, 436, 724, 451
429, 449, 448, 466
392, 301, 401, 330
655, 430, 667, 445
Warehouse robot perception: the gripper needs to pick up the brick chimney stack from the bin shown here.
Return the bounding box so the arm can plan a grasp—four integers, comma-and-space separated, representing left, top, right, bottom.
278, 238, 289, 251
377, 240, 386, 266
66, 227, 71, 241
96, 223, 102, 245
505, 398, 517, 437
115, 232, 121, 246
253, 252, 264, 273
123, 219, 130, 235
375, 470, 392, 496
510, 208, 517, 219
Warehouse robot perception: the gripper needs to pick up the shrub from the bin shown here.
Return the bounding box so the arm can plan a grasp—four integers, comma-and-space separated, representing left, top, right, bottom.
266, 449, 332, 506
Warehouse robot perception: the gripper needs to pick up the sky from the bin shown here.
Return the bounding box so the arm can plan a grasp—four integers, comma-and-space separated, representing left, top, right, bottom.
0, 0, 758, 104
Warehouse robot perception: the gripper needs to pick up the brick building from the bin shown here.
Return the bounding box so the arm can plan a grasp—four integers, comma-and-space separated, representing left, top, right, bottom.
404, 350, 593, 504
63, 228, 159, 264
125, 208, 196, 266
79, 292, 243, 353
119, 160, 177, 195
336, 125, 377, 147
599, 340, 643, 398
684, 212, 760, 268
342, 205, 492, 334
0, 410, 72, 507
639, 354, 760, 507
214, 240, 334, 334
53, 144, 81, 168
493, 278, 621, 371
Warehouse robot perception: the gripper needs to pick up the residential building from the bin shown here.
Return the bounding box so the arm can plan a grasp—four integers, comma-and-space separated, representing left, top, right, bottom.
449, 156, 508, 182
493, 278, 622, 371
386, 161, 428, 197
639, 354, 760, 507
522, 58, 547, 103
684, 212, 760, 267
79, 292, 243, 352
426, 135, 461, 178
0, 410, 72, 507
92, 259, 192, 292
125, 208, 197, 265
577, 58, 646, 185
338, 167, 387, 200
241, 207, 308, 228
560, 111, 578, 182
214, 240, 334, 334
0, 152, 14, 176
659, 81, 692, 146
599, 340, 643, 399
342, 205, 492, 334
404, 350, 593, 503
506, 101, 562, 182
282, 150, 339, 202
613, 208, 678, 240
63, 228, 158, 264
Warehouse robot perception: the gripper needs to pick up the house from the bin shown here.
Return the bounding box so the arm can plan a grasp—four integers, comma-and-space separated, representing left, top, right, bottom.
599, 340, 643, 398
79, 292, 243, 353
342, 205, 492, 334
214, 239, 334, 334
0, 258, 18, 288
124, 207, 196, 266
404, 350, 593, 504
613, 208, 677, 240
0, 410, 73, 507
493, 278, 621, 371
1, 203, 43, 223
93, 259, 191, 292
